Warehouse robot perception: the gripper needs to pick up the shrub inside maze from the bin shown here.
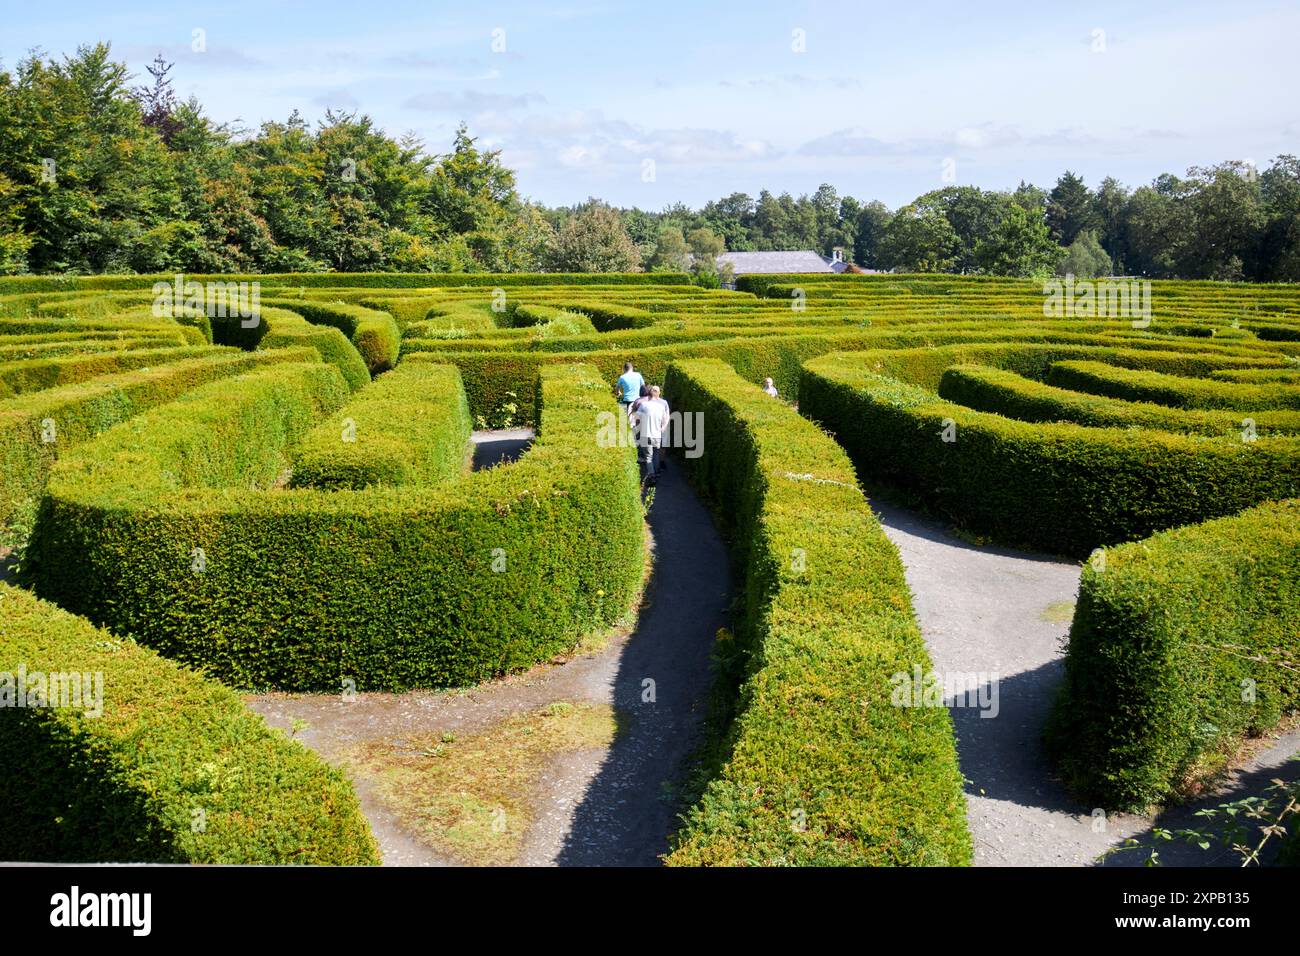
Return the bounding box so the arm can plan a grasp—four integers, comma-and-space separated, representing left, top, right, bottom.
26, 361, 643, 691
799, 346, 1300, 557
1044, 500, 1300, 814
290, 363, 472, 490
6, 274, 1300, 861
0, 347, 320, 532
0, 583, 379, 864
261, 298, 400, 374
663, 359, 971, 866
938, 365, 1300, 437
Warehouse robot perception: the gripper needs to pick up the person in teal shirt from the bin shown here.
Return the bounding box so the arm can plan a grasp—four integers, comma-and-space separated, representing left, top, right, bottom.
615, 362, 644, 406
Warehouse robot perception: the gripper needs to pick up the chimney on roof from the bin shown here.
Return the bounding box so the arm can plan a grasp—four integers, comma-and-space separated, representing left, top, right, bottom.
831, 247, 845, 263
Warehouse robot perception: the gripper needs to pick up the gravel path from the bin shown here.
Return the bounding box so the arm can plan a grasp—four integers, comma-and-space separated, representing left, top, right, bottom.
874, 498, 1300, 867
246, 434, 732, 866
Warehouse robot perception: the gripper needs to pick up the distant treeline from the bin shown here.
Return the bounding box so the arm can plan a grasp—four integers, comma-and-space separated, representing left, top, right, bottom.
2, 44, 1297, 281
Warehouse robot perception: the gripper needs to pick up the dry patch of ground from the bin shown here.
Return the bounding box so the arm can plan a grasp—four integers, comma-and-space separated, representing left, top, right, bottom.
344, 701, 619, 866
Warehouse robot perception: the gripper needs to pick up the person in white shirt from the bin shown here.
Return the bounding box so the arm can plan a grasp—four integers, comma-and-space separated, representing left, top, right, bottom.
634, 385, 671, 484
763, 377, 779, 398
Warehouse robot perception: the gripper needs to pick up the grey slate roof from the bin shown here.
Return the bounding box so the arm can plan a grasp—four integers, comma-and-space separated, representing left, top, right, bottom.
714, 250, 848, 275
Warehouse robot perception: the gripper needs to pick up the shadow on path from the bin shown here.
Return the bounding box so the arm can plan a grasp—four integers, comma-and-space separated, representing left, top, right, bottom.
471, 428, 532, 471
555, 458, 732, 865
872, 496, 1300, 867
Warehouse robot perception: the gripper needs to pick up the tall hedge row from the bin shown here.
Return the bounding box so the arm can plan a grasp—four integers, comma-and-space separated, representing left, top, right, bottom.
1046, 359, 1300, 411
263, 298, 400, 373
0, 272, 692, 294
25, 362, 643, 691
799, 352, 1300, 556
938, 365, 1300, 437
0, 347, 320, 529
0, 583, 379, 864
0, 345, 220, 398
662, 359, 971, 866
290, 363, 472, 490
1044, 500, 1300, 811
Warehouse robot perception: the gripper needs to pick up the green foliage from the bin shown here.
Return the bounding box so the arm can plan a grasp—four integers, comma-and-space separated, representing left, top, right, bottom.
662, 359, 971, 866
1058, 229, 1113, 279
0, 347, 319, 529
25, 362, 643, 691
1044, 500, 1300, 809
974, 203, 1064, 278
544, 202, 642, 272
0, 582, 380, 864
290, 363, 471, 489
262, 298, 399, 373
1047, 359, 1300, 410
939, 364, 1300, 437
800, 350, 1300, 556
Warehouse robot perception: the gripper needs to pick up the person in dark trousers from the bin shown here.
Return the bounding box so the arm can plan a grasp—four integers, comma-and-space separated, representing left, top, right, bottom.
634, 385, 670, 487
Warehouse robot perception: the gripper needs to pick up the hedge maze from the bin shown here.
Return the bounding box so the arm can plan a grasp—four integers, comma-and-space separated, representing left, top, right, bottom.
0, 271, 1297, 863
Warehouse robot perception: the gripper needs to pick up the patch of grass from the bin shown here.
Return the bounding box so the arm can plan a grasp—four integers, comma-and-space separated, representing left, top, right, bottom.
1040, 600, 1076, 624
345, 701, 618, 865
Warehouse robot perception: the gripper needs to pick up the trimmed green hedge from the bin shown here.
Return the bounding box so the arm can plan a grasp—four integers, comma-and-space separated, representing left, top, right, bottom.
1047, 360, 1300, 410
939, 364, 1300, 437
26, 363, 643, 691
663, 359, 971, 866
509, 303, 598, 337
291, 363, 471, 490
1044, 500, 1300, 810
253, 307, 371, 390
800, 352, 1300, 556
0, 272, 692, 294
0, 347, 320, 530
0, 345, 220, 397
263, 298, 400, 373
0, 583, 379, 864
1, 315, 206, 346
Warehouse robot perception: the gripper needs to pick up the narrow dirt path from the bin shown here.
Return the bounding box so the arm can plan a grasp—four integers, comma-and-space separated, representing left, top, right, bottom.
246, 433, 731, 866
874, 498, 1300, 866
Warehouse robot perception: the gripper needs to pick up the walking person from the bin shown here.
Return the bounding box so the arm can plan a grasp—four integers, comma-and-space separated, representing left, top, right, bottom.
615, 361, 644, 410
762, 376, 779, 398
633, 385, 671, 487
628, 384, 651, 420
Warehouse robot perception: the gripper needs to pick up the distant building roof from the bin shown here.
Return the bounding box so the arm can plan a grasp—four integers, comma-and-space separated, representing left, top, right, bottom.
714, 250, 849, 275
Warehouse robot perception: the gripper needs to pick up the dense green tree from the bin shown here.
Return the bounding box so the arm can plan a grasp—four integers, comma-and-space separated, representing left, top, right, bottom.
1056, 229, 1112, 278
1046, 171, 1098, 246
853, 200, 892, 268
647, 224, 690, 271
878, 204, 959, 272
975, 203, 1064, 277
544, 201, 641, 272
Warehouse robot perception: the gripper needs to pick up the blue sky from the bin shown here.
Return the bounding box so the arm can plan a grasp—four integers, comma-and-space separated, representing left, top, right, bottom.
4, 0, 1296, 209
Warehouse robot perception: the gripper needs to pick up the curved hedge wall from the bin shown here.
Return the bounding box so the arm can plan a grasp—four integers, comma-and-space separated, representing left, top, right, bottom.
800, 351, 1300, 556
25, 362, 643, 691
0, 347, 320, 530
263, 298, 400, 374
290, 363, 472, 490
938, 364, 1300, 437
1044, 500, 1300, 810
663, 359, 971, 866
0, 583, 379, 864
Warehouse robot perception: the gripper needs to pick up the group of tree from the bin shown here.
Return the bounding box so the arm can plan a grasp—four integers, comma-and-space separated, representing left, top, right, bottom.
3, 44, 1300, 281
0, 44, 552, 274
620, 162, 1300, 282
